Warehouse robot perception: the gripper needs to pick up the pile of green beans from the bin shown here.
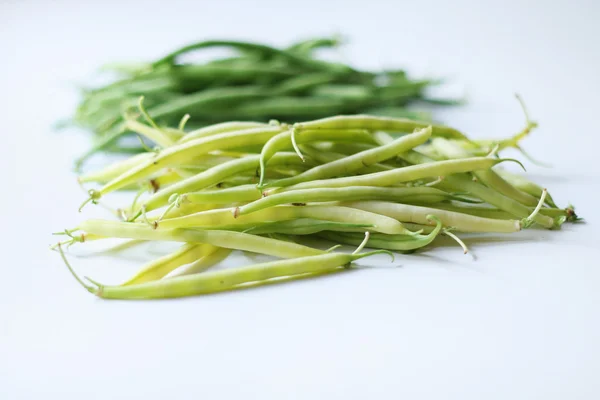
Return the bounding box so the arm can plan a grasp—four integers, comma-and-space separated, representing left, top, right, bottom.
54, 111, 580, 300
66, 36, 460, 167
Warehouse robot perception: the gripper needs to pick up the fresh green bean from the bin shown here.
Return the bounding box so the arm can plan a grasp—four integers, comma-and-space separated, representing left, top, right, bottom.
495, 169, 558, 208
236, 186, 461, 216
181, 184, 262, 205
178, 121, 268, 144
263, 126, 431, 188
343, 201, 526, 233
158, 204, 413, 235
244, 219, 373, 235
293, 115, 469, 141
76, 220, 324, 259
296, 145, 396, 173
166, 247, 232, 278
432, 203, 575, 221
134, 152, 313, 217
62, 247, 389, 299
123, 243, 217, 285
374, 134, 557, 229
271, 73, 341, 95
278, 157, 514, 191
225, 97, 350, 120
258, 128, 375, 186
82, 125, 287, 205
318, 215, 442, 251
431, 137, 539, 207
124, 119, 175, 148
151, 39, 353, 73
78, 153, 153, 184
285, 37, 342, 55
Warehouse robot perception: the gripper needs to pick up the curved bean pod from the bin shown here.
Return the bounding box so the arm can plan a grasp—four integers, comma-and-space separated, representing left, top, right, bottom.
318, 215, 443, 251
182, 184, 262, 205
78, 152, 153, 184
237, 186, 459, 216
431, 137, 539, 207
135, 152, 312, 217
373, 135, 557, 229
279, 157, 512, 191
77, 220, 323, 259
263, 126, 431, 188
244, 219, 373, 235
86, 125, 287, 204
178, 121, 268, 144
342, 201, 522, 233
495, 169, 558, 208
258, 128, 375, 186
158, 205, 412, 235
166, 247, 233, 278
123, 243, 218, 285
66, 250, 387, 299
293, 115, 468, 140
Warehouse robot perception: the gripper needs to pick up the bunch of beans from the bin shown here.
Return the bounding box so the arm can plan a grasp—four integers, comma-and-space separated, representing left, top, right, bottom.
68, 37, 458, 167
55, 109, 580, 300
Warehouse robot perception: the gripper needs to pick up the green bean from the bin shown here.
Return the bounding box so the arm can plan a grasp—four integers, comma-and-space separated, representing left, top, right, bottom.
226, 97, 349, 120
285, 37, 342, 55
495, 169, 558, 208
146, 86, 268, 120
296, 145, 395, 173
244, 219, 373, 235
311, 84, 373, 101
76, 220, 324, 259
271, 72, 341, 95
156, 202, 216, 220
171, 64, 300, 89
182, 184, 262, 205
278, 156, 514, 191
432, 203, 575, 221
318, 215, 442, 251
374, 134, 557, 229
123, 243, 217, 285
78, 153, 153, 184
124, 119, 176, 148
343, 201, 524, 233
134, 152, 312, 217
166, 247, 232, 278
62, 246, 389, 299
258, 128, 375, 186
178, 121, 268, 143
151, 39, 353, 73
76, 88, 273, 167
263, 126, 431, 188
440, 175, 556, 228
236, 186, 460, 216
363, 106, 432, 121
431, 137, 539, 207
158, 204, 413, 235
293, 115, 469, 141
82, 125, 287, 206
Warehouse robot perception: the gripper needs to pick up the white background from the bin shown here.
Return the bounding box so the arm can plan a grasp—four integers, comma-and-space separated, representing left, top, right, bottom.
1, 0, 599, 398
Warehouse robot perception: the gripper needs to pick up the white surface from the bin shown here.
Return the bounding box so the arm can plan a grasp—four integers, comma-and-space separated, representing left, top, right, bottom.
1, 0, 600, 398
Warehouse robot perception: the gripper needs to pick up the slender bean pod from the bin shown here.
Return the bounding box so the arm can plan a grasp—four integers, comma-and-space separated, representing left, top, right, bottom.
123, 243, 217, 285
263, 126, 432, 188
258, 128, 375, 186
278, 157, 514, 191
293, 115, 468, 140
63, 248, 388, 299
237, 186, 462, 216
77, 220, 324, 259
342, 201, 523, 233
